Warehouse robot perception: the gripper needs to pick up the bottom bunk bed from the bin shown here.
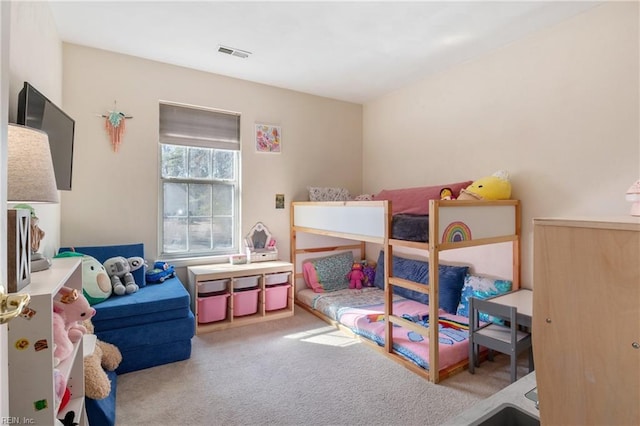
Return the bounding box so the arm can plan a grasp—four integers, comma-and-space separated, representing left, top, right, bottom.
291, 196, 521, 383
294, 250, 515, 381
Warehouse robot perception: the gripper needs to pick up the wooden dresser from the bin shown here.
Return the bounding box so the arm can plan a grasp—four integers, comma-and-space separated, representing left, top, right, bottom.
533, 216, 640, 425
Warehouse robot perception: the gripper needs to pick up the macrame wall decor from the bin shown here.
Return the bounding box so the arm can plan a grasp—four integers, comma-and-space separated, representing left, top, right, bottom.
101, 102, 133, 152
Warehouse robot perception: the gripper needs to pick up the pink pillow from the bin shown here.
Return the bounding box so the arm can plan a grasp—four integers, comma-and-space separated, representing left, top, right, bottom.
374, 180, 472, 215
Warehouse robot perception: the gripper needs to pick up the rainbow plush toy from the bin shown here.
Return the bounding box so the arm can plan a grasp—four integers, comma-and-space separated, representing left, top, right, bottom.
457, 170, 512, 201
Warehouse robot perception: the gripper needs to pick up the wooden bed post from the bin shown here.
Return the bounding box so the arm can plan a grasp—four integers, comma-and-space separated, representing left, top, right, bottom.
383, 201, 393, 355
513, 200, 522, 290
429, 200, 440, 384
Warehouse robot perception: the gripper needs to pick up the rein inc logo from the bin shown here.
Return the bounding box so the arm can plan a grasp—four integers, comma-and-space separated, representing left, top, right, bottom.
1, 418, 35, 424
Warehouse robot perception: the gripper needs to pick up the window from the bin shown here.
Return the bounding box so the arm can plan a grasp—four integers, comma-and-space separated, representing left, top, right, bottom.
159, 102, 240, 258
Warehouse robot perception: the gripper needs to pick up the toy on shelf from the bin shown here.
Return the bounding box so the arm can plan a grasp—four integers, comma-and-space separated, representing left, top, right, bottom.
103, 256, 145, 295
626, 179, 640, 216
245, 222, 278, 262
457, 170, 512, 201
52, 287, 96, 366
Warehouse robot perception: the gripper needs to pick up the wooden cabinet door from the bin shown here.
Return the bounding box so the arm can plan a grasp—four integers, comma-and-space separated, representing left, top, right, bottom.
533, 220, 639, 426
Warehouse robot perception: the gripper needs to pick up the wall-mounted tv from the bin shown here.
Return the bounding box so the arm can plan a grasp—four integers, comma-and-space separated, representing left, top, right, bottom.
17, 82, 75, 191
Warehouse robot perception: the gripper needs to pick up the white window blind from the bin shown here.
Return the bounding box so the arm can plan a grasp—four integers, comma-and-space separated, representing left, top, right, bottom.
159, 102, 240, 150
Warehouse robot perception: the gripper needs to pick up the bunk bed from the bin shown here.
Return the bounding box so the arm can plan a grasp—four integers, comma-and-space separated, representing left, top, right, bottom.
290, 198, 521, 383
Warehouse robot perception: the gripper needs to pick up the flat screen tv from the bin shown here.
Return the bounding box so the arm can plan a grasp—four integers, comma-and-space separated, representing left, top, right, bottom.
17, 82, 75, 191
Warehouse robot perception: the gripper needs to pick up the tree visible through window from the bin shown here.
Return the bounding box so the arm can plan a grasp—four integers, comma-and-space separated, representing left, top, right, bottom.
159, 102, 240, 258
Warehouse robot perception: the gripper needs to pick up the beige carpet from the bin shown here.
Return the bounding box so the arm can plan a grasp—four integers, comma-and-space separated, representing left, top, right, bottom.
115, 308, 531, 425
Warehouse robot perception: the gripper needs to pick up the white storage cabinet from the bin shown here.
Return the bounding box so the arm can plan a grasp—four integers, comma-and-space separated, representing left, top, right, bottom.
8, 257, 86, 425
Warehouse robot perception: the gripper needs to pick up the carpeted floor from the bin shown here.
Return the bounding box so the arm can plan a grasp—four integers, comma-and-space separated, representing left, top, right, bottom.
115, 308, 531, 425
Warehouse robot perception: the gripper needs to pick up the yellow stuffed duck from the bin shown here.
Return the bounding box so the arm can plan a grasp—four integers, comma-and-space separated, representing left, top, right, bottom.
457, 170, 512, 201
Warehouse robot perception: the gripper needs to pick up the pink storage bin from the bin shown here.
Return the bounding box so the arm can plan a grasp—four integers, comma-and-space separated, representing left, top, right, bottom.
198, 293, 230, 324
233, 288, 260, 317
265, 284, 291, 311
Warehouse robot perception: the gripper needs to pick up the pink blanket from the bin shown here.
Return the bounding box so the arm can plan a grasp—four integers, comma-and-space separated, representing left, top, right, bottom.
337, 299, 471, 371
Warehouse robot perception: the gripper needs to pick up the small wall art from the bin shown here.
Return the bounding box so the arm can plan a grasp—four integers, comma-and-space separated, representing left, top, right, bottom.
255, 123, 281, 153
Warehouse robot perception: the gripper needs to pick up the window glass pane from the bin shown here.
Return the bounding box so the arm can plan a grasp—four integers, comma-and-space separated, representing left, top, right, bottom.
213, 184, 233, 216
189, 217, 212, 251
163, 217, 187, 253
161, 145, 188, 179
213, 217, 233, 249
213, 150, 235, 180
189, 183, 212, 217
188, 147, 212, 179
164, 182, 188, 216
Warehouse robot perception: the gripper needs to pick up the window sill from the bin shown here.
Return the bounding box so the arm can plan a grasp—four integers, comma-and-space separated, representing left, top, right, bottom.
158, 255, 231, 268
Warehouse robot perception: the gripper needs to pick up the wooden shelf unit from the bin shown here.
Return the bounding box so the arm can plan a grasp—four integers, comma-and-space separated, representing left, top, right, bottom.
533, 216, 640, 425
8, 257, 86, 425
187, 260, 294, 334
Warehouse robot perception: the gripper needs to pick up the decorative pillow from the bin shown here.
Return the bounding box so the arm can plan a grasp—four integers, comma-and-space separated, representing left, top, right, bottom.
302, 251, 354, 293
373, 251, 468, 314
373, 180, 472, 215
308, 186, 351, 202
456, 274, 513, 322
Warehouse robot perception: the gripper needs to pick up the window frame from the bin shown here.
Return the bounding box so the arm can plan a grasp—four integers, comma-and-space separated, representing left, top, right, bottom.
158, 101, 241, 260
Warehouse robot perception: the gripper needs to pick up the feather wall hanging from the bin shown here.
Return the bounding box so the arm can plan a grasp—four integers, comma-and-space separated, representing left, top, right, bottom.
100, 102, 133, 152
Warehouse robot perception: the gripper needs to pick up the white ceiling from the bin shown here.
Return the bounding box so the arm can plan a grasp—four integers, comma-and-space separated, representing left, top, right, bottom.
47, 1, 601, 104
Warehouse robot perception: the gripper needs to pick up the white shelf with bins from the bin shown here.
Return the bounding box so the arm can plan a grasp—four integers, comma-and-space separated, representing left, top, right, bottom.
187, 260, 294, 334
8, 257, 86, 425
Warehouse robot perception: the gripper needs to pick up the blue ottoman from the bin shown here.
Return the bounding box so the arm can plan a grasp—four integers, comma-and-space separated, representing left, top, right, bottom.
58, 244, 195, 374
92, 277, 194, 373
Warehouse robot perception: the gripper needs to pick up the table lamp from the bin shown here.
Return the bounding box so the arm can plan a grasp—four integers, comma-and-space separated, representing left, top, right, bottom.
7, 124, 60, 278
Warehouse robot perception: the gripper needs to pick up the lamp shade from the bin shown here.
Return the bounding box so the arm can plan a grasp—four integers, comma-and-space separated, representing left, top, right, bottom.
8, 124, 59, 203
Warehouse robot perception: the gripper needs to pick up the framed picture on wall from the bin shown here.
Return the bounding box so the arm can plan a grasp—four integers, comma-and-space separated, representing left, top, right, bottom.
255, 123, 281, 153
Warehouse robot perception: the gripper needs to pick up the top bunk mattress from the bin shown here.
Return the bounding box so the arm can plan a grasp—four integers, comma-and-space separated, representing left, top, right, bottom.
392, 214, 429, 242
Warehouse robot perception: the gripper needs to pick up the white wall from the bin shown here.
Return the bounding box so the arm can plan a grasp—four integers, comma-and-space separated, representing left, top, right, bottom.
8, 1, 63, 260
362, 2, 639, 287
60, 44, 363, 266
3, 0, 63, 416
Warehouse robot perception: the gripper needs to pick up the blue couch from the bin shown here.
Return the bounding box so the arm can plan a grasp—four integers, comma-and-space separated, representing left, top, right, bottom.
57, 243, 195, 426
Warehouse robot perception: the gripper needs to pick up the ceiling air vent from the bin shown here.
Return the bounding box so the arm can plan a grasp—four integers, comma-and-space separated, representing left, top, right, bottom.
217, 45, 251, 59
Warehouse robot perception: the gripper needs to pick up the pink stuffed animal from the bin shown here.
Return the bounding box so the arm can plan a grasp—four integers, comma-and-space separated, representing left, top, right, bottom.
52, 287, 96, 366
347, 263, 365, 290
53, 311, 73, 366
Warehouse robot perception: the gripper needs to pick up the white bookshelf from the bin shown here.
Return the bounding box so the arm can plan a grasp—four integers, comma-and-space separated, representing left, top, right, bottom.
8, 257, 86, 425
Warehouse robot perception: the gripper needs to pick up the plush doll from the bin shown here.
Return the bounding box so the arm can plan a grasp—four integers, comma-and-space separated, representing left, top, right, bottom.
83, 319, 122, 400
103, 256, 145, 295
363, 261, 377, 287
54, 287, 96, 343
52, 287, 96, 366
457, 170, 512, 201
440, 187, 455, 200
54, 251, 113, 305
53, 312, 73, 367
347, 262, 365, 290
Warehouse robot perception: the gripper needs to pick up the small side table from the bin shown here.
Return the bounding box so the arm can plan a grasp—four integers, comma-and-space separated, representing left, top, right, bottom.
483, 289, 533, 328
